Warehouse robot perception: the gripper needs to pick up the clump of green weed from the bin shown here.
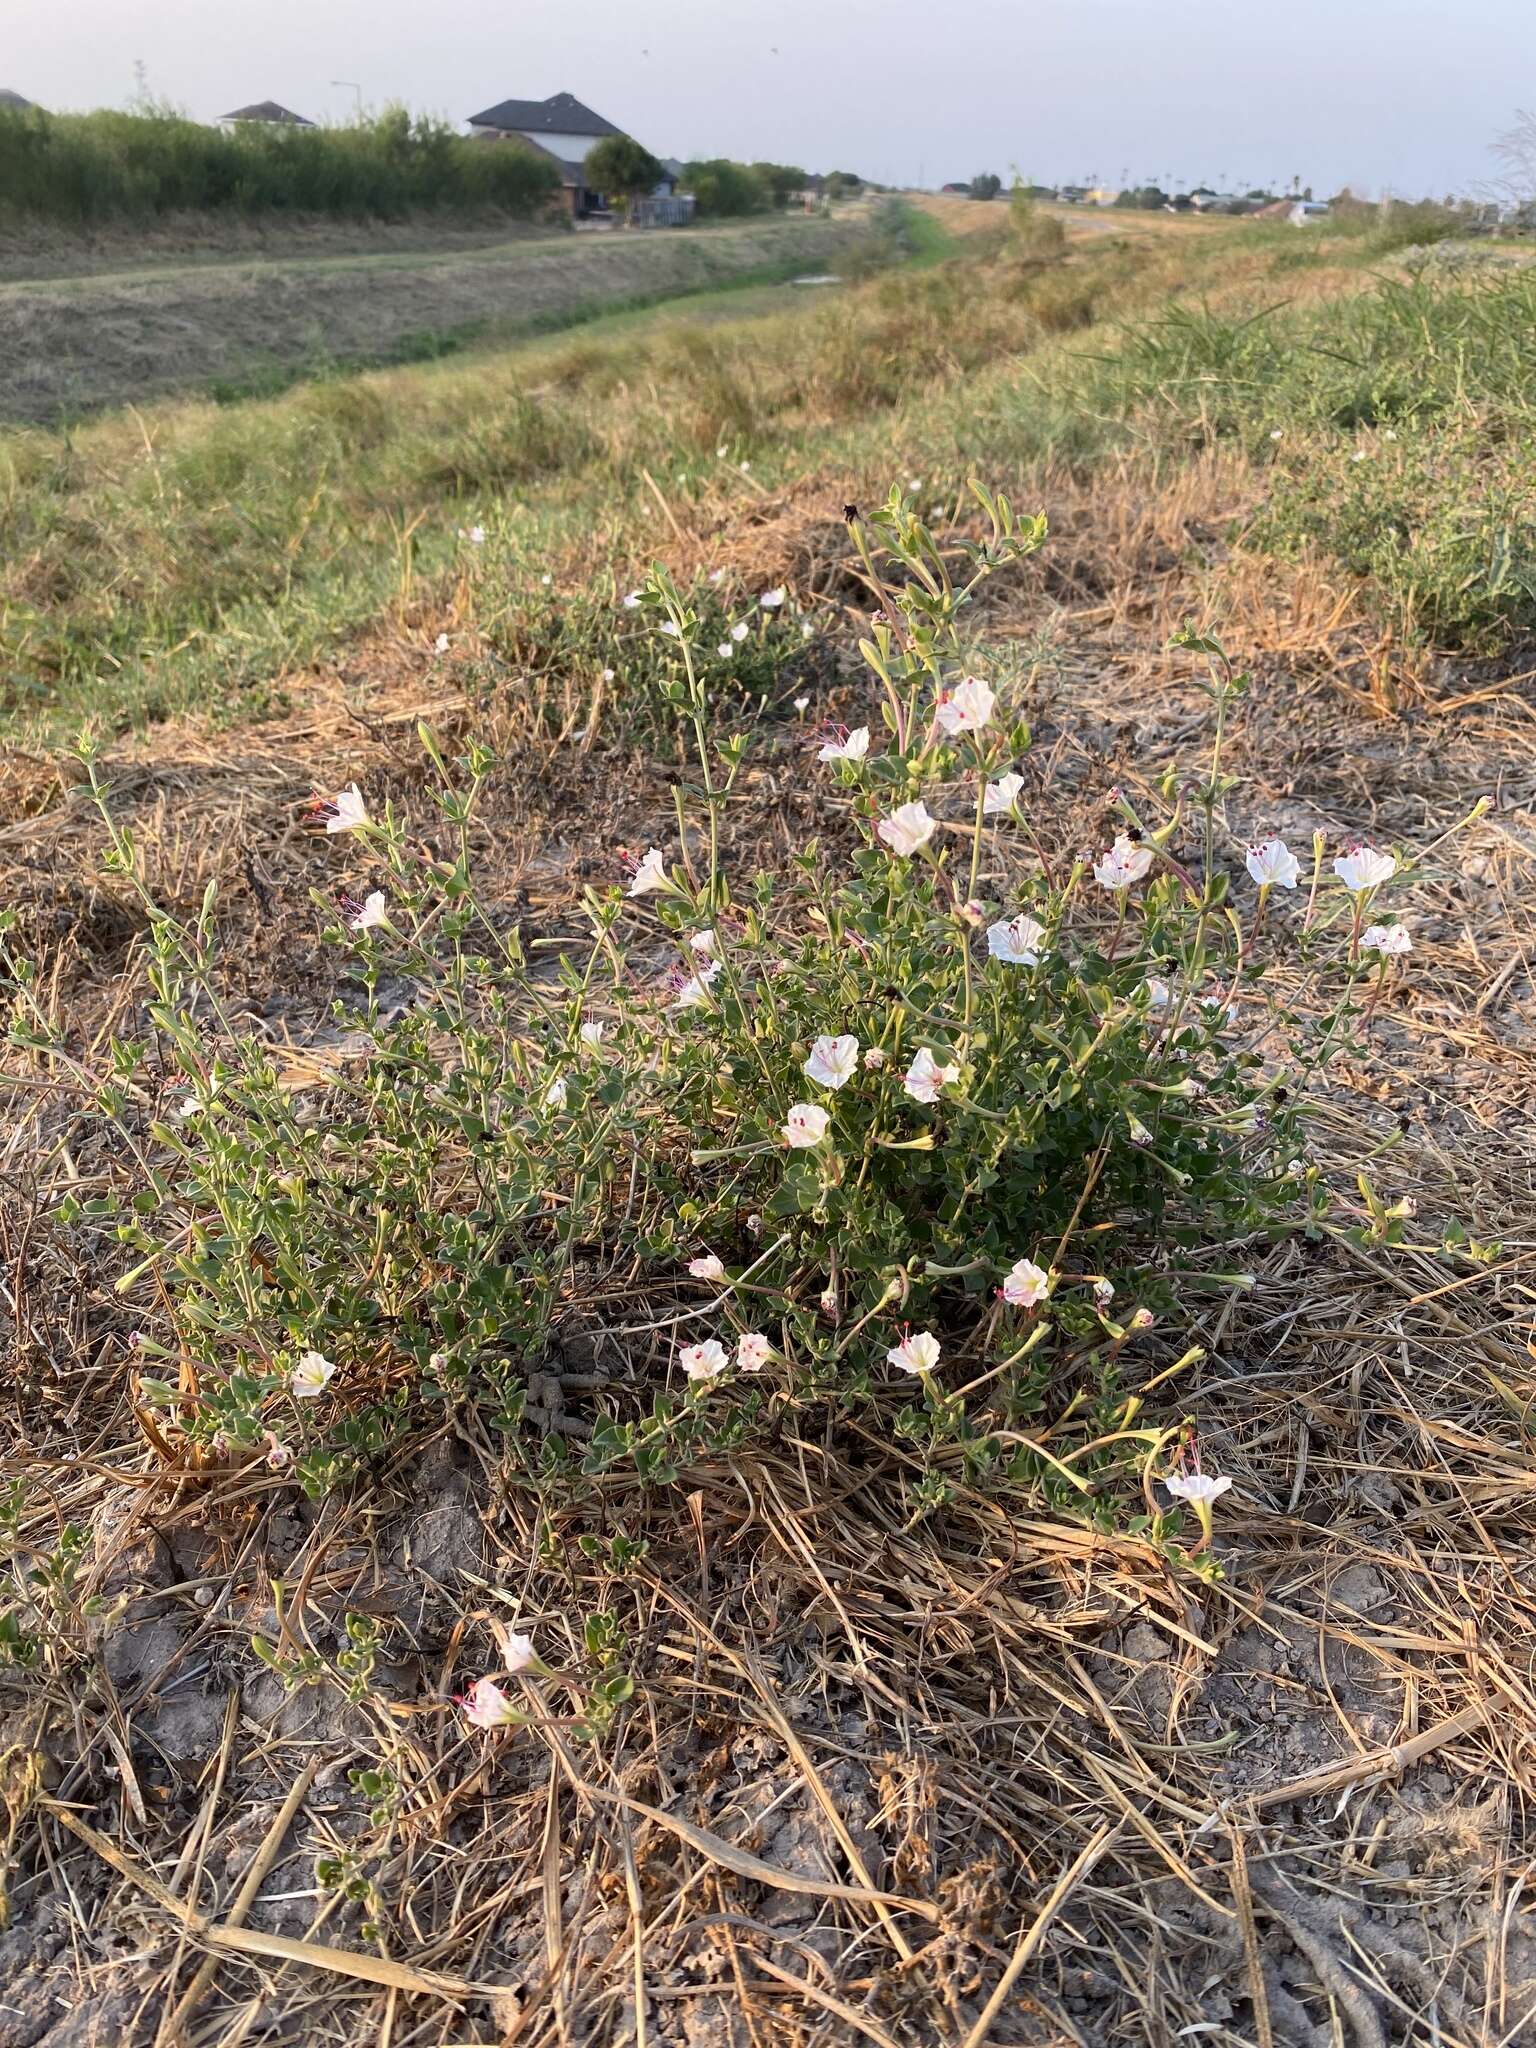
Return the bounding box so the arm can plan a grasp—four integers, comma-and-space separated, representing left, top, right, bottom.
35, 482, 1477, 1568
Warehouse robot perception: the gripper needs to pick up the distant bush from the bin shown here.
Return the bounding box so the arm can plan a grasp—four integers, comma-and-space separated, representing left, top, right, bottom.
683, 158, 772, 217
0, 102, 560, 226
1361, 201, 1468, 254
1007, 186, 1069, 261
751, 161, 810, 208
680, 157, 821, 219
1319, 192, 1470, 254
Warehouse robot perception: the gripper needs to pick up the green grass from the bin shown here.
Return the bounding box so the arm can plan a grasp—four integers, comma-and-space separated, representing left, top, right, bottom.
972, 257, 1536, 652
900, 205, 965, 267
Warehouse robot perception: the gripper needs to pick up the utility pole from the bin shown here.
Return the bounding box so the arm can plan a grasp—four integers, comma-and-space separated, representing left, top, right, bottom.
331, 80, 363, 120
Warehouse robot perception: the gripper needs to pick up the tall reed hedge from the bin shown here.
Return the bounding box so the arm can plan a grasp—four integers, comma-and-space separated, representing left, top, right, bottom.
0, 103, 561, 224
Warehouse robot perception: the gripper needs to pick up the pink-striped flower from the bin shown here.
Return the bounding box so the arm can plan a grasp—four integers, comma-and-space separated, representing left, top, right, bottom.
311, 784, 368, 834
804, 1033, 859, 1090
935, 676, 995, 735
887, 1330, 941, 1375
903, 1048, 959, 1104
1334, 843, 1396, 893
680, 1339, 729, 1382
1001, 1258, 1051, 1307
877, 802, 938, 857
1093, 835, 1154, 890
783, 1102, 830, 1148
1245, 837, 1300, 889
291, 1350, 335, 1398
987, 914, 1046, 966
463, 1678, 523, 1729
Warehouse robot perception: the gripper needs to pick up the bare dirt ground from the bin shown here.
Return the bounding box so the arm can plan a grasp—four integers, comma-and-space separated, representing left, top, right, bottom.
0, 214, 864, 423
3, 452, 1534, 2045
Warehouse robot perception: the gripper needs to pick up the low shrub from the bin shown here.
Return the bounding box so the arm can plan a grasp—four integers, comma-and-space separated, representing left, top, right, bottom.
33, 487, 1473, 1558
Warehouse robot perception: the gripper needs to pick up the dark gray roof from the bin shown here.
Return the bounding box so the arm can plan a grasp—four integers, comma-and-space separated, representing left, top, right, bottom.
0, 89, 35, 111
465, 91, 621, 138
221, 100, 313, 125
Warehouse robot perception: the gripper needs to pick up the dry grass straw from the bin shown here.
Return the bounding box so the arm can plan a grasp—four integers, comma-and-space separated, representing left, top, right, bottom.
1, 448, 1534, 2047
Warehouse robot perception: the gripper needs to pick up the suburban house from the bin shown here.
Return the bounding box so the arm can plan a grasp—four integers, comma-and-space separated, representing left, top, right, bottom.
0, 89, 36, 112
465, 91, 686, 221
220, 100, 314, 127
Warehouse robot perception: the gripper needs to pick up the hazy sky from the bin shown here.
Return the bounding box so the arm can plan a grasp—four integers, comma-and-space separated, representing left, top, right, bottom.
8, 0, 1530, 199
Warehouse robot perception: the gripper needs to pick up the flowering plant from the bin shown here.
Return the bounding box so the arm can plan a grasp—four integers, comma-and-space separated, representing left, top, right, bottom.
58, 484, 1479, 1536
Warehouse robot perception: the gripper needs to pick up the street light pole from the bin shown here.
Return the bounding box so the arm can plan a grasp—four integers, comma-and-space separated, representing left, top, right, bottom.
331, 80, 363, 121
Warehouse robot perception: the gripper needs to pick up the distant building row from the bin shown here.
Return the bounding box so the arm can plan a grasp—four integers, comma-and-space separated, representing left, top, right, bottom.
209, 90, 690, 223
1051, 185, 1330, 218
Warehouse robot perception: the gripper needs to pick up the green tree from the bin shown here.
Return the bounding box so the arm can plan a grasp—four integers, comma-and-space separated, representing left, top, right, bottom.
585, 133, 665, 220
969, 172, 1002, 200
751, 160, 809, 208
683, 158, 770, 216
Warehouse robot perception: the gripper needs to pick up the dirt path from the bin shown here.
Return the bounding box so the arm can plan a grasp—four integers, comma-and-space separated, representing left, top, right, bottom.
0, 214, 866, 423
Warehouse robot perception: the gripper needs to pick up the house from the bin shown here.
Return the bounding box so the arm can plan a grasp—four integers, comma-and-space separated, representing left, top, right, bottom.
1085, 187, 1120, 207
465, 90, 677, 218
220, 100, 314, 127
0, 89, 36, 113
940, 181, 970, 194
1055, 185, 1088, 204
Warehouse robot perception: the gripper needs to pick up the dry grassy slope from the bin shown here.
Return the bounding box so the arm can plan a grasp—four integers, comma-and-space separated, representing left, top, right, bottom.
0, 213, 866, 423
3, 431, 1534, 2046
0, 210, 561, 285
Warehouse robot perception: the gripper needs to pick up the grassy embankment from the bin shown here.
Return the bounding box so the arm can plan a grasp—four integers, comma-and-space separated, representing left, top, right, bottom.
0, 209, 886, 425
3, 201, 1535, 744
